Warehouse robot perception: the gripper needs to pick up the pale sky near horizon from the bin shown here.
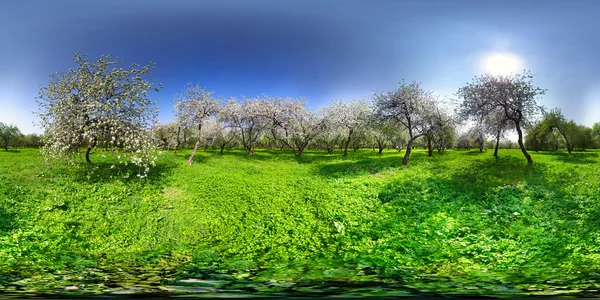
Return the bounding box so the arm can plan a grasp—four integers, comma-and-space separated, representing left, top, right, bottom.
1, 0, 599, 135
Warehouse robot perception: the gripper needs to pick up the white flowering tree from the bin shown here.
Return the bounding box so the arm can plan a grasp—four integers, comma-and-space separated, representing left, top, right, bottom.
0, 122, 21, 151
423, 105, 455, 156
151, 122, 179, 150
173, 83, 220, 165
323, 99, 370, 157
314, 124, 345, 153
202, 118, 238, 154
374, 81, 437, 165
220, 96, 269, 156
36, 53, 160, 177
263, 97, 326, 157
456, 72, 545, 164
365, 113, 400, 155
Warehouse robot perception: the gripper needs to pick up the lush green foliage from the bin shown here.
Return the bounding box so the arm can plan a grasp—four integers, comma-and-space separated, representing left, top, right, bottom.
1, 148, 600, 297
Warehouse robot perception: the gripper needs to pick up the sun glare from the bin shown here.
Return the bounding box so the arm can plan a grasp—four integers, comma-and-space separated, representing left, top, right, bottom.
482, 52, 523, 75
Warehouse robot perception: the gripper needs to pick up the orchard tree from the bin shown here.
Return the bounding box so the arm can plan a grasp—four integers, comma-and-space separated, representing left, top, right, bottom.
469, 126, 486, 152
16, 133, 44, 148
542, 108, 574, 153
374, 80, 438, 165
456, 71, 545, 164
433, 116, 456, 152
220, 96, 269, 156
314, 125, 344, 153
592, 122, 600, 147
152, 122, 179, 150
368, 117, 398, 155
36, 53, 160, 176
0, 122, 21, 151
204, 118, 238, 154
324, 99, 370, 157
423, 106, 454, 157
456, 132, 475, 150
487, 112, 514, 157
264, 98, 326, 157
173, 83, 220, 165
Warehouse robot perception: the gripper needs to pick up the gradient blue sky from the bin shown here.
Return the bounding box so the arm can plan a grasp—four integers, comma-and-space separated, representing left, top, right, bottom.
1, 0, 599, 134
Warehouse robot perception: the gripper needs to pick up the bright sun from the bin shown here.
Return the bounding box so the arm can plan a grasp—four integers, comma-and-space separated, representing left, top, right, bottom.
482, 53, 523, 75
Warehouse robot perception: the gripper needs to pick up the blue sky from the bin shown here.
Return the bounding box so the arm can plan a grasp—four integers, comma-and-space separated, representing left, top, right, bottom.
1, 0, 599, 134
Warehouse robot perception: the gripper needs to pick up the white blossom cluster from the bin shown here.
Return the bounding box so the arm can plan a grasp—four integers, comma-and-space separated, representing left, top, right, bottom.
36, 53, 160, 177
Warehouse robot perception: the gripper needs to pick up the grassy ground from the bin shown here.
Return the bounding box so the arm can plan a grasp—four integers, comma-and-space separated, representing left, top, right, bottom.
1, 147, 600, 297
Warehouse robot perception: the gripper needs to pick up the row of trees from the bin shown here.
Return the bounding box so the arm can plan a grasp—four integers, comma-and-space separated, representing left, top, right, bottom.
24, 53, 598, 176
526, 108, 600, 152
166, 80, 457, 166
0, 123, 44, 150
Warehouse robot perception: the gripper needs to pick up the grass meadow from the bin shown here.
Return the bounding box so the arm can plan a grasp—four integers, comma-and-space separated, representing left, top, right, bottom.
1, 147, 600, 297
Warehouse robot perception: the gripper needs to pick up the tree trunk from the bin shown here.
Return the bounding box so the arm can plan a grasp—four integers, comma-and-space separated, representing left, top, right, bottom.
427, 136, 433, 157
515, 121, 533, 164
558, 130, 572, 154
402, 139, 414, 165
343, 130, 353, 157
296, 145, 305, 157
377, 140, 384, 155
188, 124, 202, 165
220, 143, 226, 154
85, 139, 97, 163
493, 130, 501, 157
4, 141, 7, 151
174, 126, 181, 155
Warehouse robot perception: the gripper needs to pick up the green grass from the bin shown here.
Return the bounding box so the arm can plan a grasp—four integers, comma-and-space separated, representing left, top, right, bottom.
1, 147, 600, 297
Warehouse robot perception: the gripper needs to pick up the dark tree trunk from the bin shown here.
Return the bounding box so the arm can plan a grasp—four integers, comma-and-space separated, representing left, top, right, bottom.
174, 126, 181, 155
220, 144, 226, 154
295, 145, 305, 157
558, 130, 572, 154
427, 135, 433, 157
515, 121, 533, 164
188, 124, 202, 165
343, 130, 352, 157
493, 130, 501, 157
402, 139, 413, 165
85, 139, 97, 163
377, 140, 384, 155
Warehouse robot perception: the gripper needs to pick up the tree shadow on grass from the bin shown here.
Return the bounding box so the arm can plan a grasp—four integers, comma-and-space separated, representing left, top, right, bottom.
0, 207, 16, 235
2, 149, 21, 153
69, 160, 178, 188
457, 150, 487, 156
314, 155, 405, 178
439, 155, 564, 196
533, 150, 599, 165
